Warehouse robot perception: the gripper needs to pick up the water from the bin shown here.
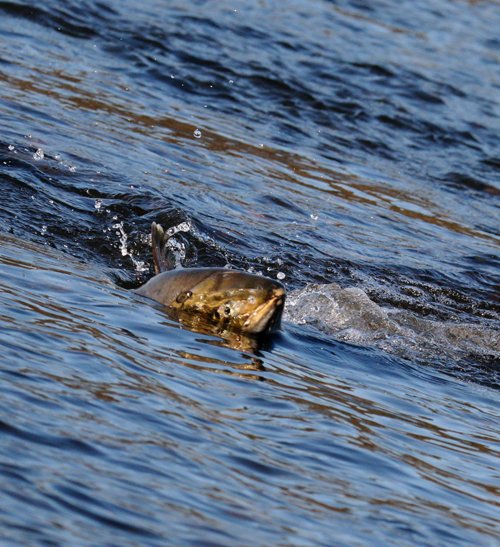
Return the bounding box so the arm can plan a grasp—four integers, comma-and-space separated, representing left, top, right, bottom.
0, 0, 499, 544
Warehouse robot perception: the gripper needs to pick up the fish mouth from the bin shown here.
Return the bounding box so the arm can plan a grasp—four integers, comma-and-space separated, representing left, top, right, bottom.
243, 287, 285, 334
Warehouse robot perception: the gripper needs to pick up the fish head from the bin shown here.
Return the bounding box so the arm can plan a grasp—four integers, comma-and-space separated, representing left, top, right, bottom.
168, 269, 286, 335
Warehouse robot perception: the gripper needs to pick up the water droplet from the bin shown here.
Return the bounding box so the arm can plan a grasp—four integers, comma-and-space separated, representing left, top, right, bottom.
68, 165, 76, 172
112, 221, 129, 257
228, 79, 234, 85
8, 144, 14, 151
33, 148, 44, 161
193, 128, 202, 139
310, 213, 319, 220
41, 225, 47, 235
277, 272, 286, 280
165, 221, 192, 238
94, 199, 102, 211
134, 261, 148, 273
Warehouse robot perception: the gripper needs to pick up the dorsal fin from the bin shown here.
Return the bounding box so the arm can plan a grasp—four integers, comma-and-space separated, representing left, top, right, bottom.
151, 222, 176, 274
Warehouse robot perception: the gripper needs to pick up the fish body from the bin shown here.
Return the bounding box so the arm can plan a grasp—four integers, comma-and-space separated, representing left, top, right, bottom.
136, 223, 285, 336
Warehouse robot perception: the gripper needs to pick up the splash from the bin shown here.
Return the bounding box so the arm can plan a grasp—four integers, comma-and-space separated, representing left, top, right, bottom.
164, 221, 191, 239
33, 148, 44, 161
112, 221, 148, 273
163, 221, 192, 268
284, 283, 499, 366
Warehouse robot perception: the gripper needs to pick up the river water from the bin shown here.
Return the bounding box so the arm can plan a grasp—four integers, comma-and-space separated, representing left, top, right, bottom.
0, 0, 499, 544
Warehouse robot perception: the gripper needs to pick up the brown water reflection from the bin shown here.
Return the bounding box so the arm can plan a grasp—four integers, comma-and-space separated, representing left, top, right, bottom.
2, 62, 498, 248
0, 232, 498, 543
1, 2, 499, 539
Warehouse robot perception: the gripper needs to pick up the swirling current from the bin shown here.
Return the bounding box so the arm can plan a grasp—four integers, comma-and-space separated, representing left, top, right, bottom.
0, 1, 499, 545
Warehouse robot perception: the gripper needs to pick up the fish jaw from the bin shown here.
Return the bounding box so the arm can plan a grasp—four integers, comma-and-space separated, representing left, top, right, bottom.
242, 287, 285, 334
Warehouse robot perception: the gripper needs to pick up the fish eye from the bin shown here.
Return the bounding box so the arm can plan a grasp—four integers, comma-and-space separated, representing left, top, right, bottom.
224, 306, 231, 316
176, 290, 192, 304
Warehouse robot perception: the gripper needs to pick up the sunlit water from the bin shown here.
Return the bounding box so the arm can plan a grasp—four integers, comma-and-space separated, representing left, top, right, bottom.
0, 0, 499, 544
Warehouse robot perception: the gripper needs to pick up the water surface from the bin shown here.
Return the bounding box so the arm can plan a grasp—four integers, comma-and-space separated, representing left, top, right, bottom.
0, 0, 499, 544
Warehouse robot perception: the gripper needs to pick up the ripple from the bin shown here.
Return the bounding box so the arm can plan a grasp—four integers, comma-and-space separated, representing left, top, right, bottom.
0, 0, 499, 544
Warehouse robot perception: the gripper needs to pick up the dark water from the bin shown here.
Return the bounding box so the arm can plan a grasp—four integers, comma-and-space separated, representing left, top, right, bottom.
1, 0, 499, 544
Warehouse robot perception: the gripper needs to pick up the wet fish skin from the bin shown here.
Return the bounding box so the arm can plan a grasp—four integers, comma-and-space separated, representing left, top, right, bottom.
136, 236, 285, 336
136, 267, 285, 335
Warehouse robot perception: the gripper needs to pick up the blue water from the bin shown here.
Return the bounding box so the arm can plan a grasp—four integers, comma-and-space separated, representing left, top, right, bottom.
0, 0, 499, 544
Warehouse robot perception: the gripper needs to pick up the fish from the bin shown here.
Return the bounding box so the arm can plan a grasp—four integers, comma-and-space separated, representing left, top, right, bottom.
135, 222, 286, 337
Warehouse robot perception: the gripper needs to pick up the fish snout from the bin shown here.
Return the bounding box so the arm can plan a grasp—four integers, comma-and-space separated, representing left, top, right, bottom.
242, 286, 286, 334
